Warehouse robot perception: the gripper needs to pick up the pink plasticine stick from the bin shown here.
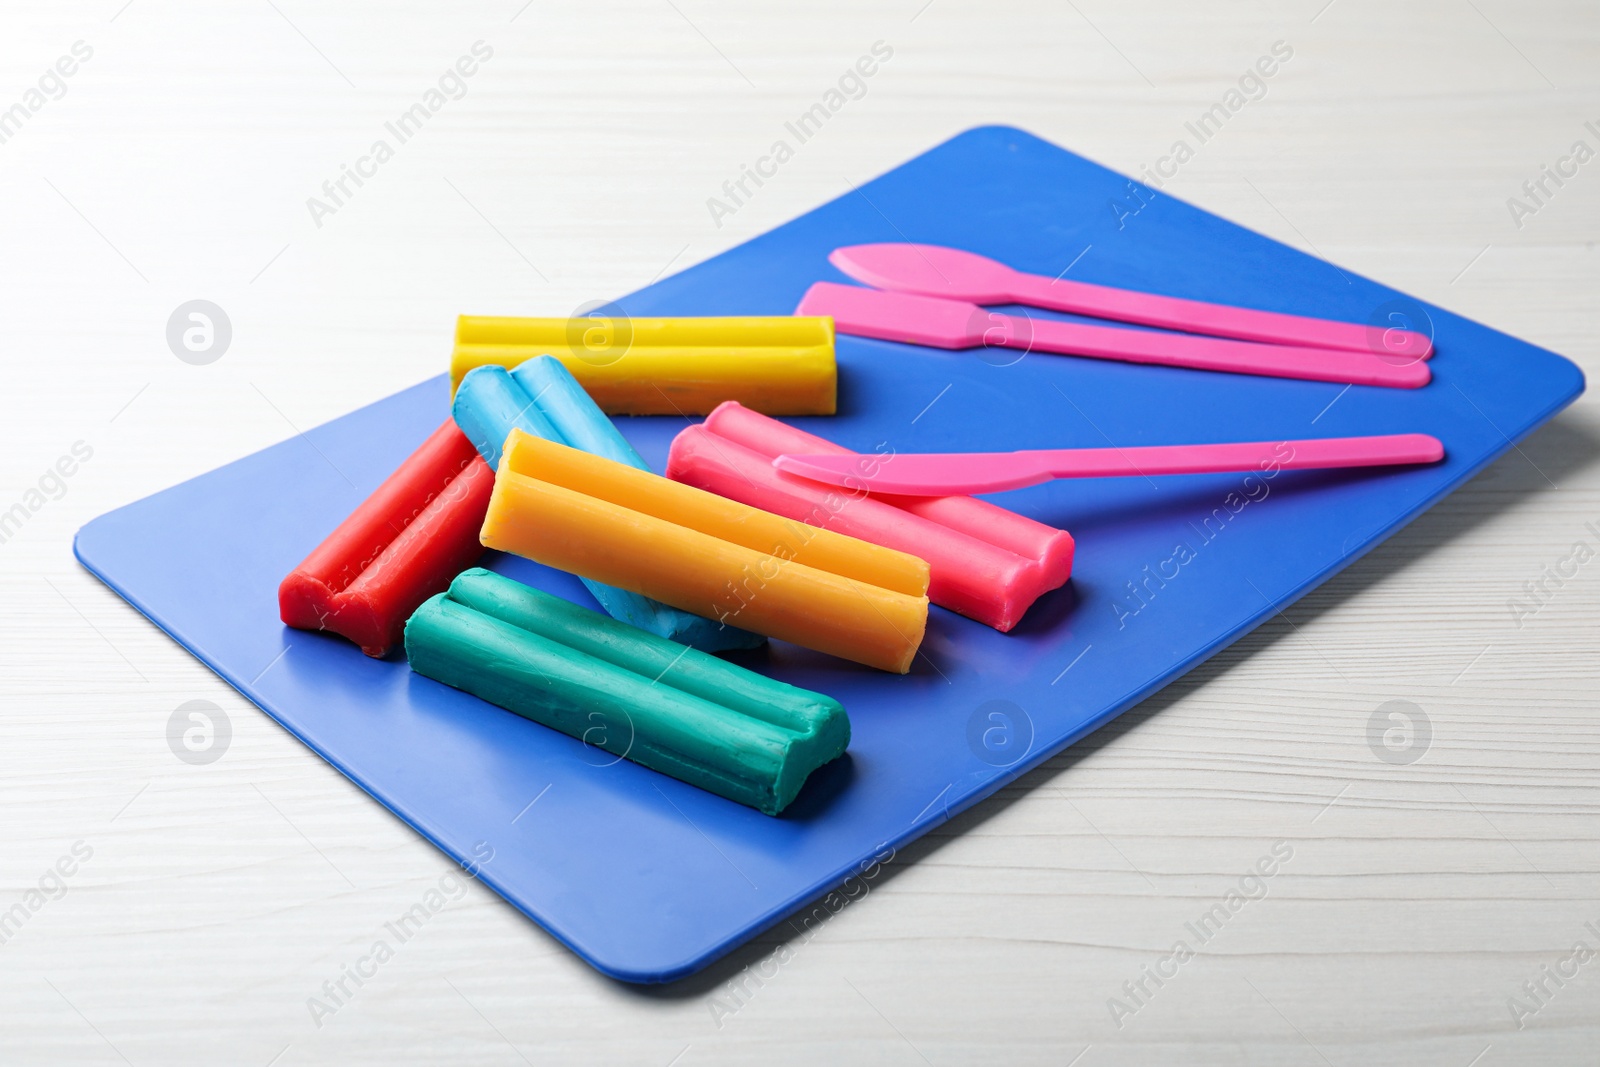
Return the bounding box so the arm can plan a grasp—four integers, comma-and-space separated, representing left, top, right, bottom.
772, 433, 1447, 497
829, 243, 1434, 361
796, 282, 1431, 389
665, 402, 1075, 633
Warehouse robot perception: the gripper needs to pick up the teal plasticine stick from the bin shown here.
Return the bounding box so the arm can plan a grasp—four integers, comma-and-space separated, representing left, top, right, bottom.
452, 356, 763, 653
404, 568, 849, 816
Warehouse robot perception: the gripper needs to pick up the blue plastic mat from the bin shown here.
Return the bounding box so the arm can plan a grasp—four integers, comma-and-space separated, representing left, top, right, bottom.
75, 127, 1584, 982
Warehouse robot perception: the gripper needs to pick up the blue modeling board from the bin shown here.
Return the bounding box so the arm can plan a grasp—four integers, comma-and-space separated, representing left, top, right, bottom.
76, 127, 1583, 982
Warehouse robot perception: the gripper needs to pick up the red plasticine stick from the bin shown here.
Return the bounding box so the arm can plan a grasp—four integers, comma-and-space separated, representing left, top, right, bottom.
666, 402, 1075, 632
279, 421, 494, 657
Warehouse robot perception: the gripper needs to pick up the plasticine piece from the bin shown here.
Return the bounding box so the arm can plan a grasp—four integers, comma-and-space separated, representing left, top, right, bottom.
666, 402, 1075, 632
405, 569, 850, 816
452, 358, 763, 652
479, 429, 931, 674
279, 421, 493, 657
451, 314, 837, 416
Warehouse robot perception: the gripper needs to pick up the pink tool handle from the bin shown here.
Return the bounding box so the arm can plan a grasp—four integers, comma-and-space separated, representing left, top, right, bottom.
1011, 273, 1433, 362
994, 312, 1431, 389
1030, 434, 1445, 480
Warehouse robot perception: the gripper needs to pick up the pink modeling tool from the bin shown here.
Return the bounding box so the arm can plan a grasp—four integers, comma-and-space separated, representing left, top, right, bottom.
796, 283, 1431, 389
829, 243, 1434, 361
773, 433, 1446, 496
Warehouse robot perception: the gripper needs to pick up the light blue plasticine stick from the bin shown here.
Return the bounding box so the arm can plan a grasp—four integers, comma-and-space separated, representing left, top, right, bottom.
452, 357, 764, 652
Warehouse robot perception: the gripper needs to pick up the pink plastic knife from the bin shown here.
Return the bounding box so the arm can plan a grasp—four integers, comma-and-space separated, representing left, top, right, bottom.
829, 243, 1434, 361
797, 282, 1431, 389
772, 433, 1445, 496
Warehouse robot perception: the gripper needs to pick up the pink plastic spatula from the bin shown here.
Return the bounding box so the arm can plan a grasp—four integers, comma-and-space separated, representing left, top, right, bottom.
772, 433, 1445, 496
796, 282, 1431, 389
829, 243, 1434, 361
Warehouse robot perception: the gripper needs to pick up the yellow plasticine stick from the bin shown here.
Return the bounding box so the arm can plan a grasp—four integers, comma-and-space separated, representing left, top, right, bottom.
480, 429, 930, 673
451, 315, 836, 416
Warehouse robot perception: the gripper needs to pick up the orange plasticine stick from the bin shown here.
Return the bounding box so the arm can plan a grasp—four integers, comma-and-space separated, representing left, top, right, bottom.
479, 430, 930, 674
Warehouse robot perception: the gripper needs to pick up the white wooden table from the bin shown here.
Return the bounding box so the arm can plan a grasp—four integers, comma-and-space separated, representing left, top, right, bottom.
2, 1, 1596, 1063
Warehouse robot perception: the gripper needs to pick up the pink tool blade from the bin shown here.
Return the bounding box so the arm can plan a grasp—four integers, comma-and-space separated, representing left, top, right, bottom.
829, 243, 1434, 362
773, 434, 1446, 496
797, 280, 983, 349
796, 282, 1431, 389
